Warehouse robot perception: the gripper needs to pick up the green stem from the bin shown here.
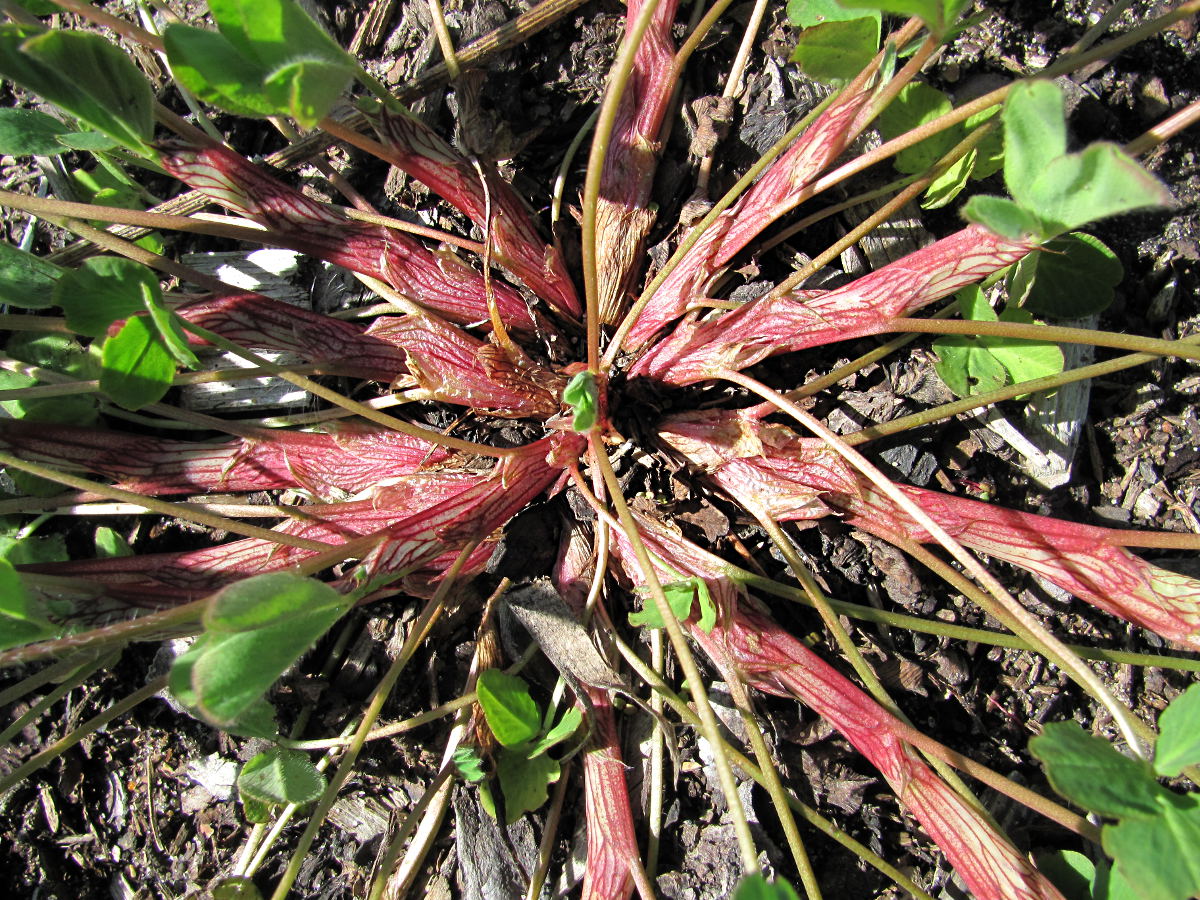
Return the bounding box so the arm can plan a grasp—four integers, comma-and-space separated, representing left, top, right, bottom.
268, 542, 479, 900
0, 651, 116, 746
0, 675, 168, 795
887, 316, 1200, 362
740, 573, 1200, 672
722, 370, 1151, 759
846, 333, 1200, 446
724, 674, 824, 900
891, 537, 1166, 771
605, 630, 937, 900
0, 450, 332, 551
754, 514, 994, 826
0, 600, 205, 669
0, 651, 102, 706
589, 433, 761, 875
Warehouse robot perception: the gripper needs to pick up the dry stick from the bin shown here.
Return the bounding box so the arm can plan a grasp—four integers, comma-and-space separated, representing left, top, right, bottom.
281, 695, 476, 751
0, 363, 344, 403
268, 543, 480, 900
0, 500, 297, 519
526, 759, 573, 900
0, 675, 168, 795
0, 451, 332, 552
581, 0, 668, 372
721, 370, 1152, 760
368, 580, 508, 899
802, 0, 1200, 202
0, 182, 222, 246
694, 0, 771, 196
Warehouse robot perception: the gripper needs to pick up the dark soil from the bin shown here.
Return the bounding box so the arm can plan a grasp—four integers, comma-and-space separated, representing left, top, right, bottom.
1, 1, 1198, 898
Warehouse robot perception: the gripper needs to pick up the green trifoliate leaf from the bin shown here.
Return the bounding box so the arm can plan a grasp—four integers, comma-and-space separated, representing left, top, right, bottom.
100, 316, 176, 410
0, 557, 57, 651
965, 105, 1004, 180
932, 286, 1063, 398
0, 241, 63, 309
1154, 684, 1200, 778
453, 746, 487, 783
170, 574, 350, 730
1003, 80, 1067, 209
94, 526, 134, 559
1030, 720, 1165, 819
237, 747, 326, 806
0, 107, 71, 155
837, 0, 970, 35
0, 26, 153, 154
204, 571, 348, 632
496, 746, 560, 823
988, 307, 1064, 386
998, 81, 1171, 237
54, 257, 160, 338
1006, 233, 1123, 318
164, 0, 358, 127
477, 669, 541, 747
1027, 143, 1173, 235
563, 370, 599, 432
962, 194, 1044, 240
732, 874, 802, 900
1103, 793, 1200, 900
629, 577, 717, 633
164, 26, 286, 118
528, 706, 583, 759
921, 147, 976, 209
876, 82, 958, 176
789, 15, 880, 83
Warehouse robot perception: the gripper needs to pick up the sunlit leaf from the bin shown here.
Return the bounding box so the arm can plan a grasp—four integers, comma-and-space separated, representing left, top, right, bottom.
100, 316, 175, 410
237, 747, 326, 806
0, 26, 153, 153
1154, 684, 1200, 778
477, 669, 541, 747
1006, 233, 1123, 318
